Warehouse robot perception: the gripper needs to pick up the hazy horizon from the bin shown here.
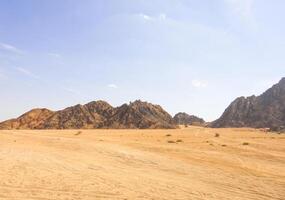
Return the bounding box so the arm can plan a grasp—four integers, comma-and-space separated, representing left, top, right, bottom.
0, 0, 284, 121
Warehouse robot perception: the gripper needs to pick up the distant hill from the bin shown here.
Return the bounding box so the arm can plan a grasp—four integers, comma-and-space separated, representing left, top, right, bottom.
211, 78, 285, 131
173, 112, 205, 126
0, 100, 176, 129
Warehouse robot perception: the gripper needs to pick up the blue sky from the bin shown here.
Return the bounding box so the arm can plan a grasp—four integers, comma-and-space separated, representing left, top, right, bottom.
0, 0, 284, 121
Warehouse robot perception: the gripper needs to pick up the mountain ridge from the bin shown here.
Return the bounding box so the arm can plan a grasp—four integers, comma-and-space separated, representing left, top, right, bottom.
0, 100, 176, 129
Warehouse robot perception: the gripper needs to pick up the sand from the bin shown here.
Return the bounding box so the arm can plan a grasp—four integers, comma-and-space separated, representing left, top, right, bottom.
0, 127, 284, 200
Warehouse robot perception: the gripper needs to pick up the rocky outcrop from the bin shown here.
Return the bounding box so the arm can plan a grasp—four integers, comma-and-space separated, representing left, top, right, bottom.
211, 78, 285, 131
0, 100, 176, 129
173, 112, 205, 126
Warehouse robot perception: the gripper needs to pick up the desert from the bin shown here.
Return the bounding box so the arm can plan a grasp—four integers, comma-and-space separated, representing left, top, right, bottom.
0, 127, 284, 200
1, 1, 285, 199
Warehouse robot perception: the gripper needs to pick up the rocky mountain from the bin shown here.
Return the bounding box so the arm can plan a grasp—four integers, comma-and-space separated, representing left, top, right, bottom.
0, 108, 54, 129
107, 100, 175, 129
0, 100, 176, 129
211, 78, 285, 131
39, 101, 114, 129
173, 112, 205, 126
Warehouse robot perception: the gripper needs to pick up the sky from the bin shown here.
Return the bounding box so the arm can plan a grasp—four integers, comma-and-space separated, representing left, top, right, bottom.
0, 0, 284, 121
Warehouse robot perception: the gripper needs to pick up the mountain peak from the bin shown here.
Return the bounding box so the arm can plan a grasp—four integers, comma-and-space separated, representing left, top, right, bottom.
173, 112, 205, 126
211, 78, 285, 130
130, 99, 150, 106
278, 77, 285, 85
105, 100, 176, 129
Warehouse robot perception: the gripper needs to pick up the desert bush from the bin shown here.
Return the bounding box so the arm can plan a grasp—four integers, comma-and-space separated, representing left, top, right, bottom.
221, 144, 227, 147
167, 140, 175, 143
75, 131, 82, 136
215, 133, 220, 137
165, 134, 172, 137
176, 139, 183, 143
242, 142, 249, 145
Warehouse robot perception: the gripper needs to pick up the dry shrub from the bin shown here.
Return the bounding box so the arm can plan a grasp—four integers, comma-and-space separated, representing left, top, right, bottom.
75, 131, 82, 136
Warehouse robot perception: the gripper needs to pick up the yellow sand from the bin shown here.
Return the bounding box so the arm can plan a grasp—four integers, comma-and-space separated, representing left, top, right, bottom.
0, 127, 284, 200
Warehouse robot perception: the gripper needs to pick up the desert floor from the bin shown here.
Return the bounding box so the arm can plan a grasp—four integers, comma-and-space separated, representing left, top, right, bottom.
0, 127, 284, 200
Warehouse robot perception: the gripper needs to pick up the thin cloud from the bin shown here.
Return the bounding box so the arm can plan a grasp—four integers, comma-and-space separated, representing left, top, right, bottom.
159, 14, 167, 20
15, 67, 40, 79
15, 67, 81, 96
0, 42, 24, 54
227, 0, 254, 18
48, 53, 62, 58
0, 72, 6, 79
225, 0, 256, 28
192, 80, 208, 88
107, 84, 118, 89
61, 87, 81, 95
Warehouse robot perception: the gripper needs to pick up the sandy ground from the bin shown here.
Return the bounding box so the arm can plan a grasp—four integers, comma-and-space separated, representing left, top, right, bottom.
0, 127, 284, 200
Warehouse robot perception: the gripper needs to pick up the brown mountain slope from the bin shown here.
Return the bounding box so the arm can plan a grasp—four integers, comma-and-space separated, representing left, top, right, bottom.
173, 112, 205, 126
40, 101, 114, 129
106, 100, 176, 129
211, 77, 285, 131
0, 108, 54, 129
0, 100, 176, 129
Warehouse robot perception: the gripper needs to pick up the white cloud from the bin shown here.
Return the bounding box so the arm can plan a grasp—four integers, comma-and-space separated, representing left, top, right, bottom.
140, 14, 153, 21
107, 84, 118, 89
0, 43, 24, 54
15, 67, 40, 79
191, 80, 208, 88
48, 53, 62, 58
139, 13, 167, 22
